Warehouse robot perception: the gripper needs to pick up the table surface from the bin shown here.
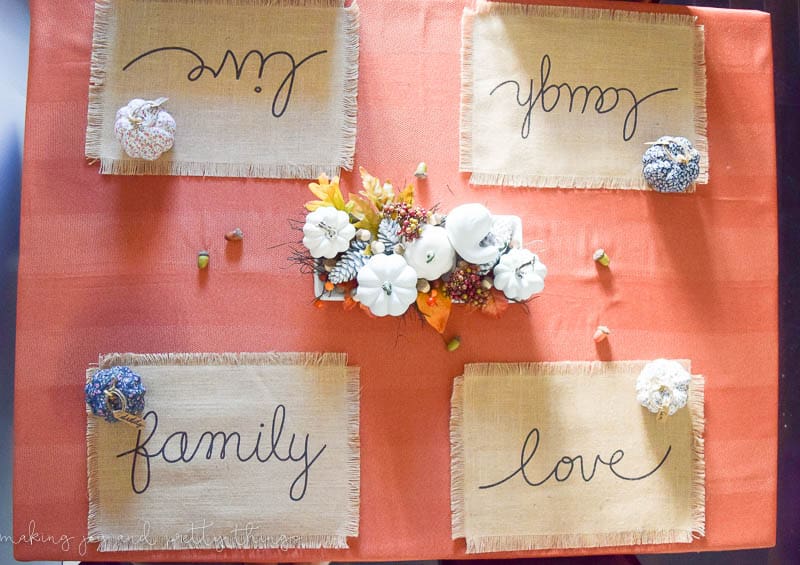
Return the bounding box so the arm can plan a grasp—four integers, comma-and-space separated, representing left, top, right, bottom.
13, 0, 778, 561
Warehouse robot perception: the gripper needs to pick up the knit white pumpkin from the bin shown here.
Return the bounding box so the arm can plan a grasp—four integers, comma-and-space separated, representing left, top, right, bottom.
636, 359, 691, 418
355, 254, 418, 317
493, 248, 547, 301
302, 207, 356, 259
404, 225, 456, 280
114, 98, 176, 160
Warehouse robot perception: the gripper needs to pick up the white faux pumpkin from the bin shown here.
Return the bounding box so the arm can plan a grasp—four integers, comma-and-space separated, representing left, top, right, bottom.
493, 248, 547, 301
355, 254, 418, 317
404, 225, 456, 280
302, 207, 356, 259
445, 203, 499, 265
114, 98, 176, 160
636, 359, 691, 418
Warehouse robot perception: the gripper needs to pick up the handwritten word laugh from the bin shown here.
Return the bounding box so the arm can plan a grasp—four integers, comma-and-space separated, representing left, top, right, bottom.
123, 47, 327, 117
490, 54, 678, 141
116, 405, 327, 501
479, 427, 671, 490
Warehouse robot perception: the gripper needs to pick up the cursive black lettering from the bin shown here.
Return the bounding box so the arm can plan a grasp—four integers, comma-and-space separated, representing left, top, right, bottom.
490, 54, 678, 141
116, 406, 326, 501
122, 46, 327, 118
479, 427, 671, 489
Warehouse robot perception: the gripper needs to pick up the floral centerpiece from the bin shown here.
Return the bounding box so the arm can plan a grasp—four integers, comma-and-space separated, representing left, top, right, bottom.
293, 167, 547, 334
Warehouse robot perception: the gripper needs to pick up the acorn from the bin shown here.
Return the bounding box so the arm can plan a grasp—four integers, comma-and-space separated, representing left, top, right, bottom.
197, 250, 210, 269
224, 228, 244, 241
593, 248, 611, 267
593, 325, 611, 343
414, 162, 428, 179
416, 279, 431, 293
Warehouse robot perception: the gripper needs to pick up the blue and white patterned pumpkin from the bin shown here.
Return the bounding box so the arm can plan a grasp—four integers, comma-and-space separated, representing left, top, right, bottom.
642, 136, 700, 193
85, 366, 146, 424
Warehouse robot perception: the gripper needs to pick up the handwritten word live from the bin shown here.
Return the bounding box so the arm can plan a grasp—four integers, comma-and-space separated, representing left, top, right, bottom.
123, 47, 327, 118
116, 404, 327, 501
490, 54, 678, 142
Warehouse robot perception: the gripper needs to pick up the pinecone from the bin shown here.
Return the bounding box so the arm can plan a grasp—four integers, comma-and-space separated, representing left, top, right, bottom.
377, 218, 401, 250
328, 239, 368, 284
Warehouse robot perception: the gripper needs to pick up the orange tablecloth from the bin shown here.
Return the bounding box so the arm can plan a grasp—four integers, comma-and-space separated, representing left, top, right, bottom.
14, 0, 777, 561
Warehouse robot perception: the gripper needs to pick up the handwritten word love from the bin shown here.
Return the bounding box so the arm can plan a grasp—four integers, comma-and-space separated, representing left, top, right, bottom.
490, 54, 678, 142
116, 405, 327, 501
123, 47, 327, 118
479, 427, 671, 489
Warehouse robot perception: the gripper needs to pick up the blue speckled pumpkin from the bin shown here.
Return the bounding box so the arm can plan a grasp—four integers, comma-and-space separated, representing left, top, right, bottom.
642, 136, 700, 193
85, 366, 146, 423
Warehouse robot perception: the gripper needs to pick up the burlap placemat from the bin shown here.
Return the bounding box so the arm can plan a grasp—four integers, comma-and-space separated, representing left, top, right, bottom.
86, 0, 359, 178
451, 361, 704, 552
86, 352, 359, 551
461, 2, 708, 189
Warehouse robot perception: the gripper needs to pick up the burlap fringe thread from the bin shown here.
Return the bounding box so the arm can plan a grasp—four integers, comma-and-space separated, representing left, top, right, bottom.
459, 1, 708, 189
86, 351, 360, 551
85, 0, 359, 178
450, 361, 705, 553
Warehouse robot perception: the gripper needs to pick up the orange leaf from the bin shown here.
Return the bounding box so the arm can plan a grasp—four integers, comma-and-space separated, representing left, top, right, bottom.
343, 294, 358, 311
416, 291, 452, 334
481, 289, 510, 318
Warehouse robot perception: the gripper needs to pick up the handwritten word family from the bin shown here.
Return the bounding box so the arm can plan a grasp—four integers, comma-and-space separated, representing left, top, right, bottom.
490, 54, 678, 142
123, 47, 327, 117
480, 427, 672, 490
116, 404, 326, 501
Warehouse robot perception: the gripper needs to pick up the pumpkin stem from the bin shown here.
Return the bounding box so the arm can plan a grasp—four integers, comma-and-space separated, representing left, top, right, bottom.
103, 377, 128, 413
128, 98, 169, 128
515, 257, 535, 278
317, 221, 338, 239
381, 281, 393, 295
645, 139, 695, 165
656, 386, 673, 421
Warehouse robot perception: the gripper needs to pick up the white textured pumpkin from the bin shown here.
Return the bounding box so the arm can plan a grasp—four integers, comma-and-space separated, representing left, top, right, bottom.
355, 254, 418, 316
404, 225, 456, 280
114, 98, 176, 160
493, 248, 547, 301
445, 203, 498, 265
636, 359, 691, 417
302, 207, 356, 259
